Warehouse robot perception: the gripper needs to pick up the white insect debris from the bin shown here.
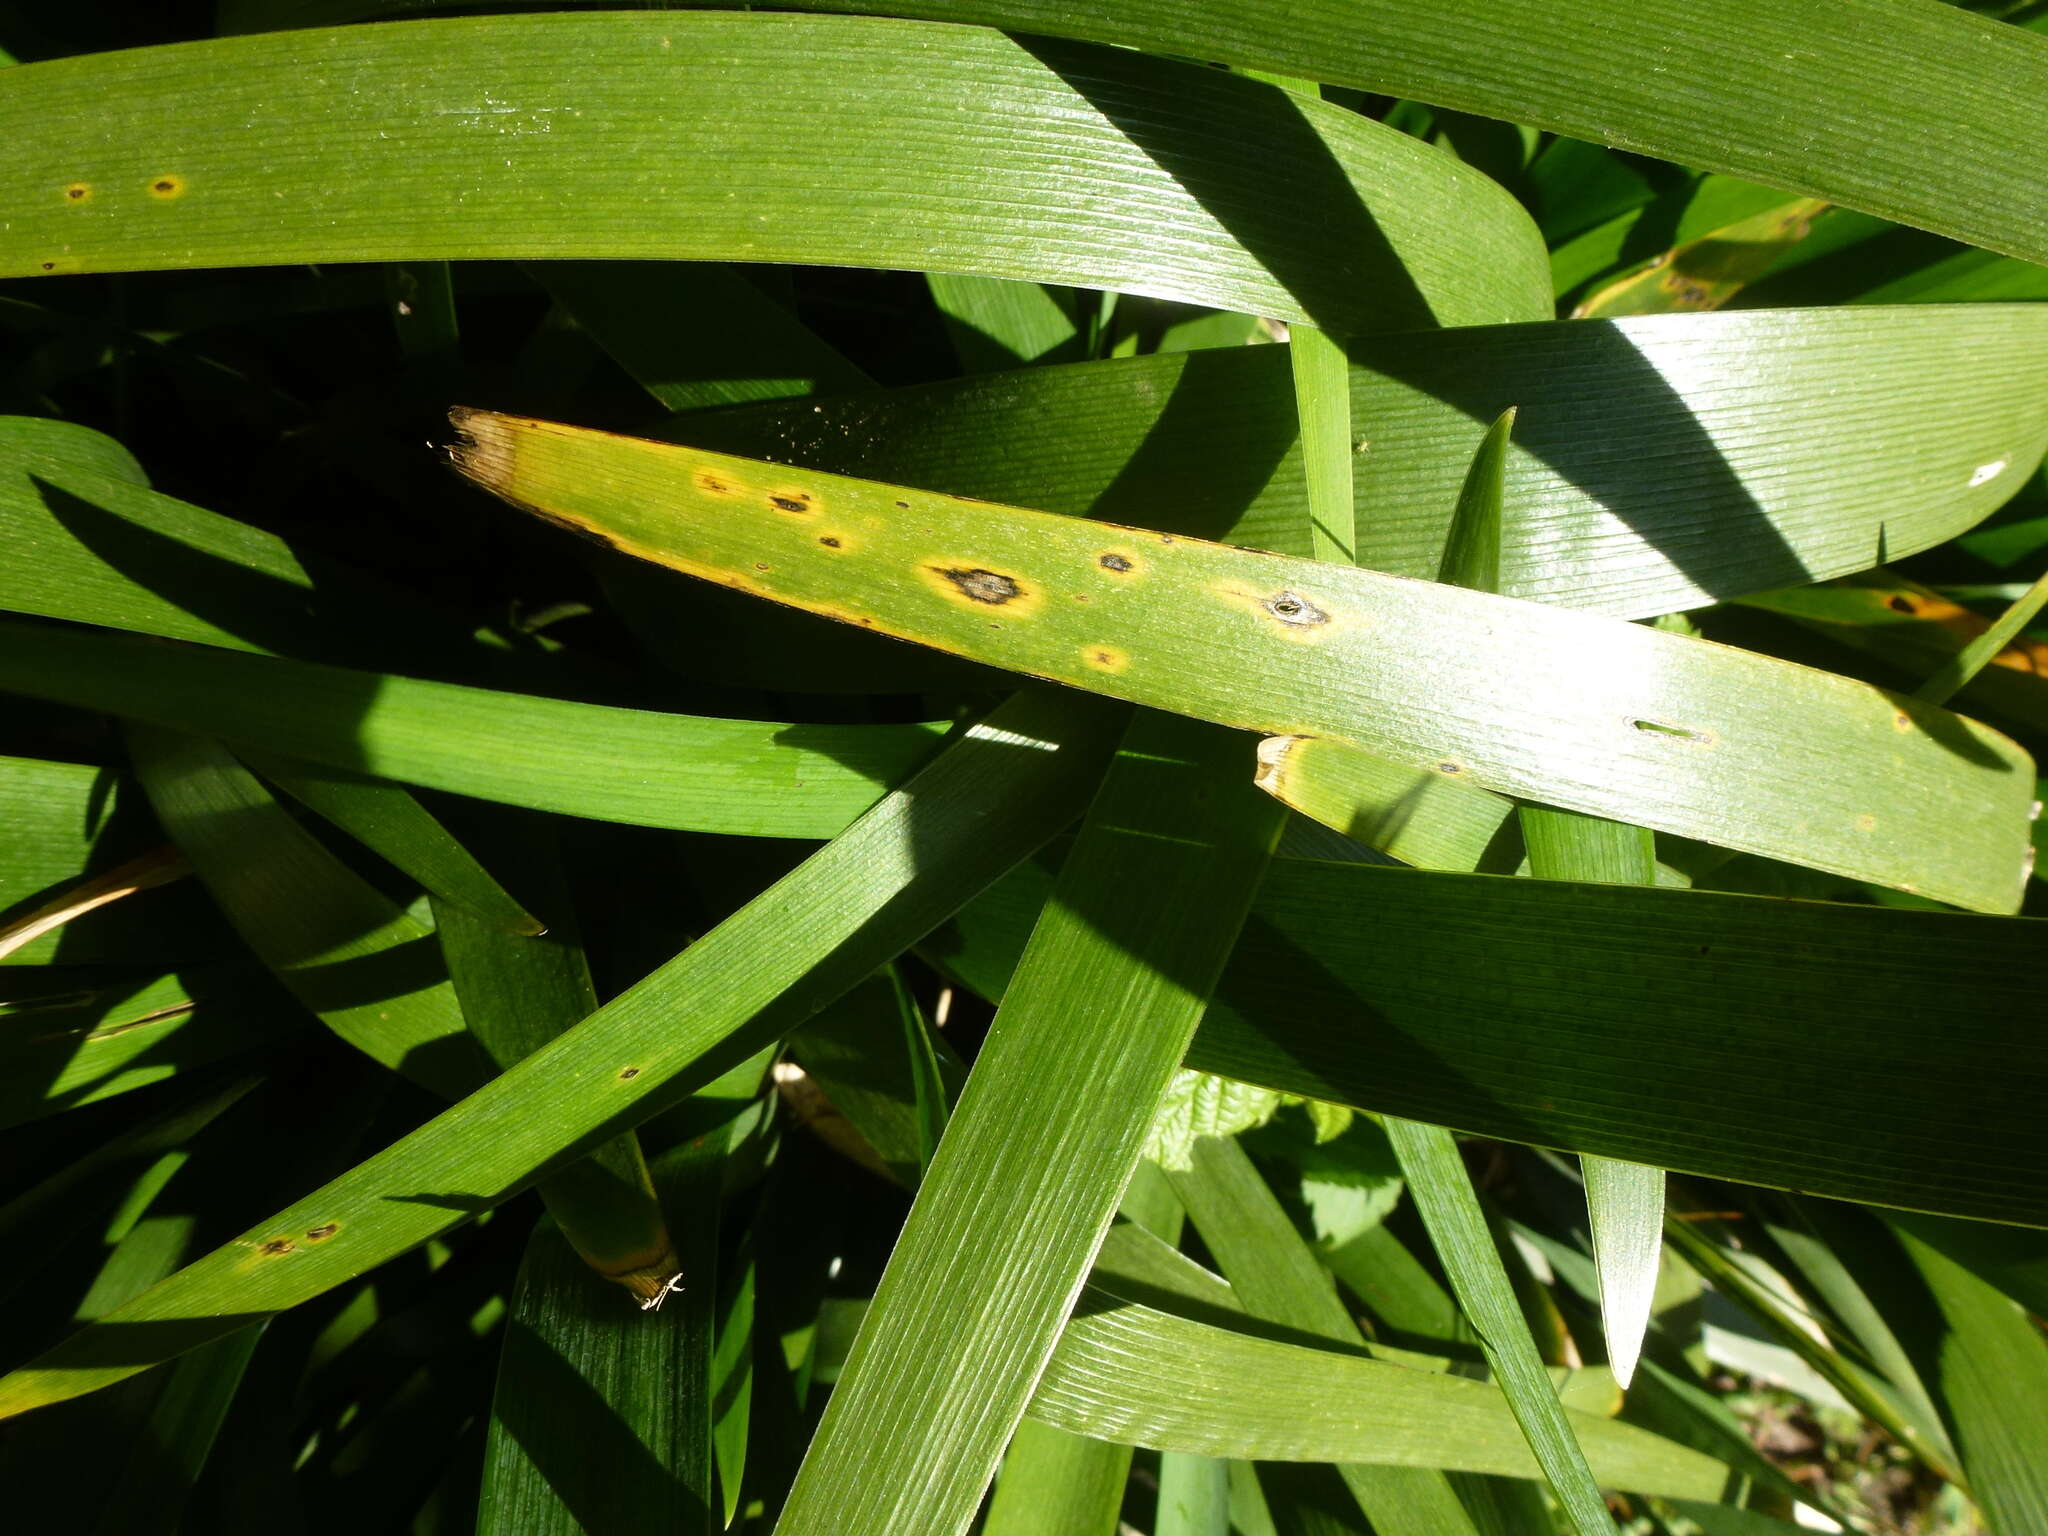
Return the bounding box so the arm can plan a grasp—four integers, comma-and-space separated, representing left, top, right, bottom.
1970, 459, 2008, 487
639, 1272, 686, 1312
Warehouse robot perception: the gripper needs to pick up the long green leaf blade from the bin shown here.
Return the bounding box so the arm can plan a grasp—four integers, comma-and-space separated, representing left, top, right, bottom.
0, 15, 1545, 329
1383, 1119, 1613, 1533
775, 712, 1284, 1536
227, 0, 2048, 267
0, 616, 946, 839
449, 410, 2037, 912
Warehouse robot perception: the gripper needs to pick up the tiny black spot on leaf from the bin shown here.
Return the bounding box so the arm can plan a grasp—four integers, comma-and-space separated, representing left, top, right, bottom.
306, 1223, 340, 1241
769, 495, 809, 513
894, 500, 910, 509
1099, 553, 1133, 573
1888, 595, 1916, 615
260, 1238, 295, 1256
819, 536, 841, 548
619, 1066, 641, 1080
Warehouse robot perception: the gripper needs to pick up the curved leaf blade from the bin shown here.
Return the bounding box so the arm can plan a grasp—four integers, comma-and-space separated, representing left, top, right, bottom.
0, 14, 1546, 329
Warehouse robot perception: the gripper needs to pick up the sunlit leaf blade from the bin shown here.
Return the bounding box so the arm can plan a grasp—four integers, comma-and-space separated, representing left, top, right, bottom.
450, 410, 2037, 912
224, 0, 2048, 265
1736, 569, 2048, 736
0, 617, 946, 840
0, 692, 1121, 1420
1254, 737, 1517, 871
1575, 198, 1832, 319
985, 1419, 1131, 1536
1579, 1157, 1664, 1392
1030, 1294, 1726, 1496
1171, 1136, 1480, 1535
928, 275, 1086, 373
1890, 1222, 2048, 1532
1915, 566, 2048, 709
1291, 326, 1360, 565
1446, 404, 1664, 1407
1381, 1119, 1613, 1533
775, 713, 1283, 1536
0, 15, 1546, 329
670, 307, 2048, 618
1157, 1453, 1231, 1536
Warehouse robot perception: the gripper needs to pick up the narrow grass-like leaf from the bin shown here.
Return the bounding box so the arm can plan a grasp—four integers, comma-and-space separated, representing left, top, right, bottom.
0, 617, 946, 839
1915, 566, 2048, 708
1659, 1214, 1959, 1480
0, 970, 287, 1128
0, 845, 188, 963
1252, 739, 1517, 872
241, 749, 542, 936
450, 410, 2037, 912
126, 726, 490, 1099
1890, 1222, 2048, 1530
1030, 1295, 1727, 1496
0, 692, 1121, 1420
1382, 1119, 1613, 1533
1157, 1453, 1231, 1536
1737, 570, 2048, 735
478, 1158, 724, 1536
928, 275, 1085, 373
1575, 199, 1832, 319
222, 0, 2048, 268
774, 713, 1284, 1536
673, 307, 2048, 616
1579, 1158, 1664, 1392
1171, 1136, 1481, 1535
1437, 409, 1514, 592
1290, 326, 1357, 565
1764, 1199, 1955, 1469
984, 1418, 1130, 1536
0, 15, 1546, 330
432, 825, 678, 1307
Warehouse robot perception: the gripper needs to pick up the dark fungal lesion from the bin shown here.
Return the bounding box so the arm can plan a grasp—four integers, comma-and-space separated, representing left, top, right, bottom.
1263, 590, 1329, 627
768, 494, 810, 513
933, 567, 1024, 605
1098, 553, 1133, 573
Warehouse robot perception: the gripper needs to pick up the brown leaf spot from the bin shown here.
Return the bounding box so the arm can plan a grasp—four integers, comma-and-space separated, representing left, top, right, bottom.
1264, 591, 1329, 627
305, 1223, 340, 1242
1099, 553, 1133, 573
619, 1066, 642, 1080
934, 567, 1023, 606
259, 1238, 296, 1257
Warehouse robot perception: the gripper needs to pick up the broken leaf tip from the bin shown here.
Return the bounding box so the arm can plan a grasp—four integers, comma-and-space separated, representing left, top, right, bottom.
1252, 734, 1308, 791
444, 405, 517, 494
